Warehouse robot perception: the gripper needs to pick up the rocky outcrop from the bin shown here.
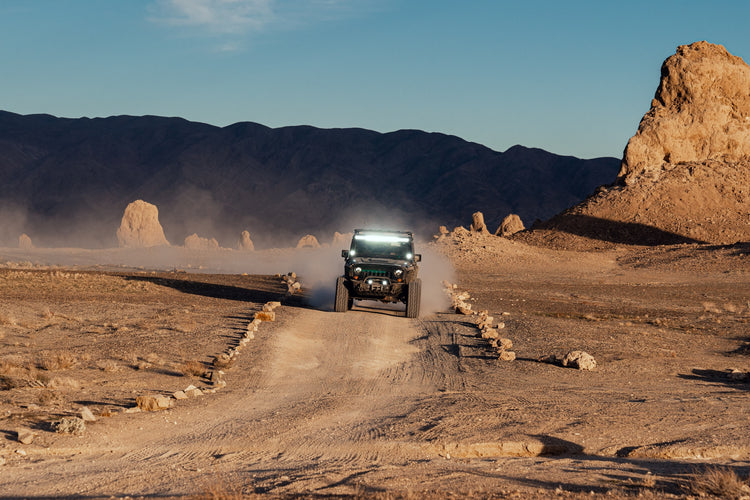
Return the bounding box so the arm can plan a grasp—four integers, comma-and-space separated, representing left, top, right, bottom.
296, 234, 320, 249
116, 200, 170, 248
495, 214, 525, 237
619, 41, 750, 186
184, 233, 219, 250
470, 212, 489, 234
237, 230, 254, 251
522, 42, 750, 247
332, 231, 352, 248
18, 233, 33, 250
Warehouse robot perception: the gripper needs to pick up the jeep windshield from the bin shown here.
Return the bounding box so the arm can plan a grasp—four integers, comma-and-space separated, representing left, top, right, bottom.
350, 234, 413, 260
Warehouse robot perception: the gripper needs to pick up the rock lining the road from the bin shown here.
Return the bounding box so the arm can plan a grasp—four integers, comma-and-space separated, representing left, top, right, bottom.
444, 281, 516, 361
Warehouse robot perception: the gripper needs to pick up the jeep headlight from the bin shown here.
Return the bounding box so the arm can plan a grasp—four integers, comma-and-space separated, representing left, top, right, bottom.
394, 269, 403, 277
354, 267, 362, 274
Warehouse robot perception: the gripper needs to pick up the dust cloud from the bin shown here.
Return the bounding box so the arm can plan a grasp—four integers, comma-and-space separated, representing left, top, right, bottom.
0, 235, 453, 317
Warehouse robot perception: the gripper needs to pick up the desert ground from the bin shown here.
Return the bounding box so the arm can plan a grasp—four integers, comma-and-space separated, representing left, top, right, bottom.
0, 235, 749, 499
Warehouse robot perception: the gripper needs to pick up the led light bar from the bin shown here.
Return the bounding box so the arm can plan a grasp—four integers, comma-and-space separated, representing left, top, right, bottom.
354, 234, 410, 243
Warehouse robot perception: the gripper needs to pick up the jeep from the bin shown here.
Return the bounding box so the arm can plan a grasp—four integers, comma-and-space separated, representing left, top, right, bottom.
334, 229, 422, 318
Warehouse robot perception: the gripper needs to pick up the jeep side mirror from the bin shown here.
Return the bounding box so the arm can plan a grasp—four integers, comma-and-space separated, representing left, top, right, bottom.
341, 249, 348, 258
415, 254, 421, 262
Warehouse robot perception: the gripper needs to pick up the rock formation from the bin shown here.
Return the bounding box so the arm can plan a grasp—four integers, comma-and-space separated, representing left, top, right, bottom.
470, 212, 489, 233
18, 233, 33, 250
495, 214, 525, 237
184, 233, 220, 250
331, 231, 352, 248
237, 230, 254, 251
296, 234, 320, 249
524, 41, 750, 246
116, 200, 170, 248
619, 41, 750, 186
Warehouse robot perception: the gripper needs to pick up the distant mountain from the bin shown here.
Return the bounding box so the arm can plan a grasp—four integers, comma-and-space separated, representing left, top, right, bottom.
0, 111, 619, 248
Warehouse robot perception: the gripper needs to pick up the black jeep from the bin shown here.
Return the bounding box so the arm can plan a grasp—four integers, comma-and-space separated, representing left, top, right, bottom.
334, 229, 422, 318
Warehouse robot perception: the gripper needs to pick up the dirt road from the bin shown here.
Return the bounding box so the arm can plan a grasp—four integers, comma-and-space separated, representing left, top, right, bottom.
1, 240, 749, 498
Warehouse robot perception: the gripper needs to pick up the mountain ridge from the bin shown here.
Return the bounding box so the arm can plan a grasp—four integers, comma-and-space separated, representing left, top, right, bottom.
0, 110, 619, 248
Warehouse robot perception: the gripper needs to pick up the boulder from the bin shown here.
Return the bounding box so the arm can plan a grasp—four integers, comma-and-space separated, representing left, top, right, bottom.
18, 233, 33, 250
16, 429, 34, 444
562, 351, 597, 371
255, 311, 276, 322
495, 214, 525, 237
135, 395, 173, 411
184, 233, 220, 250
80, 406, 97, 422
116, 200, 170, 248
52, 416, 86, 434
236, 230, 255, 251
296, 234, 320, 249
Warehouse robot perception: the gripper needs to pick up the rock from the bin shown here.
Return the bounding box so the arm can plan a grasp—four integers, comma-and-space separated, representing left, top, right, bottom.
562, 351, 597, 371
296, 234, 320, 249
495, 214, 525, 237
619, 41, 750, 186
498, 350, 516, 361
498, 338, 513, 350
266, 301, 282, 310
532, 41, 750, 246
184, 233, 220, 250
116, 200, 170, 248
481, 328, 499, 340
456, 304, 472, 315
184, 387, 203, 398
236, 230, 255, 251
53, 416, 86, 434
212, 353, 235, 369
80, 406, 97, 422
254, 311, 276, 322
332, 232, 352, 247
18, 233, 33, 250
173, 390, 188, 400
135, 395, 173, 411
728, 369, 749, 381
16, 429, 34, 444
470, 211, 489, 233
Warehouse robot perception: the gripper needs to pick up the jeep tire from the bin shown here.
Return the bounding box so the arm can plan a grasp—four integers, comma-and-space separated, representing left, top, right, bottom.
405, 278, 422, 318
334, 276, 350, 313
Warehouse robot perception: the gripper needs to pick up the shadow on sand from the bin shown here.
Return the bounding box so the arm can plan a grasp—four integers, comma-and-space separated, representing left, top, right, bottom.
534, 214, 705, 246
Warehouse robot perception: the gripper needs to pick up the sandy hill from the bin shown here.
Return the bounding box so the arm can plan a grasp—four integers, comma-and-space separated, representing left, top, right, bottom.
0, 112, 617, 247
520, 41, 750, 249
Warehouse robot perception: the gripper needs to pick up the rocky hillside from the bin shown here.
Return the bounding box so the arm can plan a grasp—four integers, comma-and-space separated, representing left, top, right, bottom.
524, 41, 750, 248
0, 111, 617, 248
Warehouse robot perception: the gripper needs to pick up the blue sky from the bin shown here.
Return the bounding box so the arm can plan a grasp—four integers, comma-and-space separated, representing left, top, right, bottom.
1, 0, 749, 159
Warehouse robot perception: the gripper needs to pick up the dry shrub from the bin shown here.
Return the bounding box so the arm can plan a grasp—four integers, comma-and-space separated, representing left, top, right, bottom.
0, 356, 32, 377
39, 388, 66, 405
38, 351, 78, 371
0, 375, 18, 390
181, 359, 206, 377
688, 466, 750, 498
96, 359, 120, 372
